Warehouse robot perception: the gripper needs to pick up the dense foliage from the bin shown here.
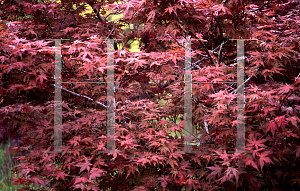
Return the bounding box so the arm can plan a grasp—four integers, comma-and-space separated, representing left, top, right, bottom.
0, 0, 300, 190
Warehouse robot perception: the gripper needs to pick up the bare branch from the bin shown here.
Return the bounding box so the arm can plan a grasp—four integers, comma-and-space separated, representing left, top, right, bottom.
105, 10, 122, 20
51, 84, 107, 109
232, 75, 253, 95
205, 23, 217, 48
181, 128, 205, 145
218, 41, 225, 65
295, 73, 300, 81
38, 12, 53, 34
87, 2, 105, 22
189, 31, 216, 66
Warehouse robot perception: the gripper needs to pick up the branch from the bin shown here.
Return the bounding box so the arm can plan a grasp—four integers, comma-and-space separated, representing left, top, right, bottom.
181, 128, 205, 145
247, 1, 270, 12
204, 120, 209, 135
295, 73, 300, 81
171, 8, 214, 64
105, 10, 122, 20
87, 2, 105, 22
217, 41, 225, 65
167, 32, 207, 69
232, 75, 253, 95
35, 12, 53, 34
168, 31, 208, 57
70, 3, 86, 13
189, 31, 216, 66
205, 23, 217, 48
51, 84, 107, 109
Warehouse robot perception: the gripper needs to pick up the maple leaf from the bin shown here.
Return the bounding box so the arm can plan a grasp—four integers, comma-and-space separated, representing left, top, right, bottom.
258, 151, 273, 172
30, 177, 45, 189
249, 51, 262, 59
19, 168, 35, 176
275, 115, 287, 130
212, 4, 232, 16
78, 63, 96, 76
207, 165, 222, 178
291, 178, 300, 187
179, 160, 190, 171
54, 171, 69, 181
73, 183, 87, 190
124, 164, 140, 179
224, 167, 240, 184
184, 178, 200, 191
271, 63, 284, 75
89, 168, 105, 180
246, 137, 268, 150
169, 152, 183, 161
8, 84, 26, 93
158, 175, 169, 189
278, 83, 293, 94
120, 136, 135, 147
150, 154, 166, 166
136, 158, 151, 168
288, 116, 299, 127
245, 159, 259, 171
263, 106, 277, 116
158, 119, 169, 128
74, 177, 89, 185
2, 0, 300, 190
74, 156, 92, 174
215, 150, 229, 161
266, 53, 277, 62
266, 120, 278, 137
146, 10, 156, 22
164, 5, 182, 16
149, 140, 162, 148
159, 146, 170, 155
87, 184, 100, 191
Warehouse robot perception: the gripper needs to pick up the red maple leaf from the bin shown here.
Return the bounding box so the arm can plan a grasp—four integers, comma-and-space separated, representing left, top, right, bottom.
54, 171, 69, 181
246, 137, 268, 150
30, 177, 45, 189
245, 159, 259, 171
89, 168, 105, 180
74, 177, 89, 185
207, 165, 222, 178
258, 151, 273, 172
278, 83, 293, 94
74, 156, 92, 174
266, 120, 278, 137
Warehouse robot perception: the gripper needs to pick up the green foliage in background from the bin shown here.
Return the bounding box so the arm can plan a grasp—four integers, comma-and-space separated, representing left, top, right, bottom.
0, 140, 22, 191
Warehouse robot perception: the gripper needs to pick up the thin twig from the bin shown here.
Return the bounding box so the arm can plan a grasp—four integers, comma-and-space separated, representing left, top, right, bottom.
171, 10, 214, 64
88, 3, 105, 22
41, 13, 53, 34
192, 57, 206, 68
106, 28, 115, 40
248, 1, 270, 12
105, 10, 122, 20
181, 128, 204, 145
70, 4, 86, 12
51, 84, 108, 109
204, 120, 209, 135
232, 75, 253, 94
295, 73, 300, 81
189, 32, 216, 66
218, 41, 225, 65
167, 32, 188, 50
205, 23, 217, 48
